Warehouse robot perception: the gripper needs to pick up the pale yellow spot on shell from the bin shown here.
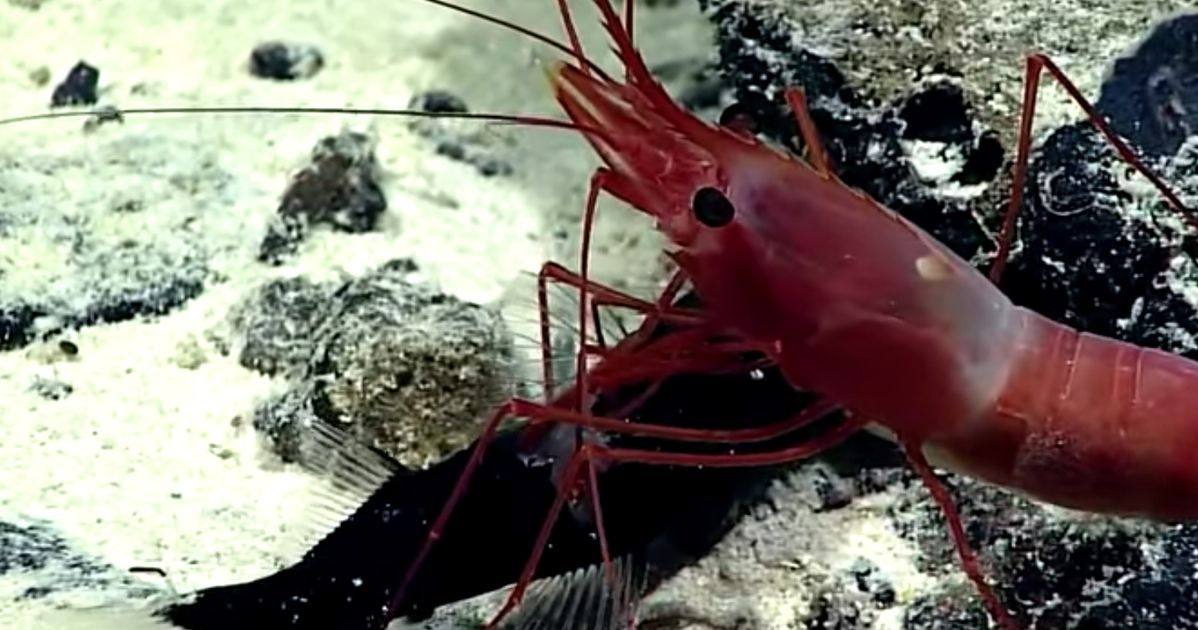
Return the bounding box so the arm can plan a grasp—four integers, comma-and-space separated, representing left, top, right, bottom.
915, 255, 952, 281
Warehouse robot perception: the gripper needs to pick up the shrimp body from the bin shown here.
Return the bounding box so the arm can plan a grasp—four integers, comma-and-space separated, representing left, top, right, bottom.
941, 309, 1198, 521
546, 5, 1198, 522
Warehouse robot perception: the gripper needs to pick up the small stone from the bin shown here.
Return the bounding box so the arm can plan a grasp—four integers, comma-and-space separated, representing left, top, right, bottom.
28, 66, 51, 86
50, 61, 99, 107
847, 557, 896, 607
248, 41, 324, 81
29, 376, 72, 400
82, 105, 125, 133
258, 131, 387, 264
408, 90, 468, 114
406, 90, 515, 177
899, 82, 972, 144
8, 0, 49, 10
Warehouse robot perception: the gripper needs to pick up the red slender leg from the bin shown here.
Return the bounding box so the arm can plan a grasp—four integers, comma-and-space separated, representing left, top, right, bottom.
785, 87, 834, 176
989, 53, 1197, 284
482, 414, 870, 629
564, 168, 632, 600
901, 440, 1020, 630
575, 169, 613, 410
536, 262, 703, 397
387, 401, 522, 619
514, 396, 838, 445
584, 451, 620, 613
386, 325, 830, 624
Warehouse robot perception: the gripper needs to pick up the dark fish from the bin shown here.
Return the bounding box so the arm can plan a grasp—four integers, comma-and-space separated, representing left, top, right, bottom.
41, 293, 858, 629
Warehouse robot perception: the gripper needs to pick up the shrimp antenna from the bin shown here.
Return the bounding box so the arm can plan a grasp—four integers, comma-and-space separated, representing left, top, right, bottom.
417, 0, 614, 83
0, 105, 602, 137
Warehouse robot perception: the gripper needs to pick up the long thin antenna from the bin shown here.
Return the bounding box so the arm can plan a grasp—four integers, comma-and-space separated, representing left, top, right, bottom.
0, 105, 592, 135
418, 0, 614, 84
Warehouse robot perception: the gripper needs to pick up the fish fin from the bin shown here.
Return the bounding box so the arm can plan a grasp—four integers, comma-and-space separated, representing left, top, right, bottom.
31, 604, 180, 630
499, 555, 647, 630
280, 418, 404, 561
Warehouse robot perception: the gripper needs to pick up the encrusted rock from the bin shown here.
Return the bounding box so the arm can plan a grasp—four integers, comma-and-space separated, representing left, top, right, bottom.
227, 275, 338, 376
249, 260, 515, 468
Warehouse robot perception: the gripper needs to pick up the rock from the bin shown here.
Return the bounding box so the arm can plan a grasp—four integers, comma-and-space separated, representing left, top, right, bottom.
50, 61, 99, 107
891, 473, 1198, 628
0, 133, 224, 351
227, 275, 338, 376
258, 130, 387, 264
248, 41, 324, 81
250, 259, 515, 468
406, 90, 515, 178
28, 375, 72, 400
409, 90, 469, 114
0, 516, 159, 606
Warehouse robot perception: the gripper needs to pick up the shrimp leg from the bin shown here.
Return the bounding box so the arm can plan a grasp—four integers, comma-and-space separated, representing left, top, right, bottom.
900, 438, 1018, 629
482, 413, 872, 630
536, 261, 700, 396
785, 87, 834, 176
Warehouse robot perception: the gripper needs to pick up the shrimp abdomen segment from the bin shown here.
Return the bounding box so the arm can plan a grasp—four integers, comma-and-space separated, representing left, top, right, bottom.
945, 309, 1198, 520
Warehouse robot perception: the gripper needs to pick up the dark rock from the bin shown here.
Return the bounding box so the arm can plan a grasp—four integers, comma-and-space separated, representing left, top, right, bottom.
0, 131, 245, 351
1097, 13, 1198, 158
0, 245, 206, 352
0, 305, 38, 351
405, 91, 515, 177
899, 82, 972, 144
409, 90, 469, 114
801, 583, 873, 630
848, 557, 896, 607
0, 517, 159, 603
248, 41, 324, 81
258, 131, 387, 264
789, 461, 854, 512
953, 131, 1004, 185
891, 473, 1198, 628
50, 61, 99, 107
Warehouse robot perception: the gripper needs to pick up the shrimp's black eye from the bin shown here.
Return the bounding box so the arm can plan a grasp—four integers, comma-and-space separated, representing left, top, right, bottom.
692, 187, 735, 228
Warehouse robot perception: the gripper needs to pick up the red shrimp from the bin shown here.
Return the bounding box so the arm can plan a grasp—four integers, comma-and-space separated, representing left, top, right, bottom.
385, 2, 1198, 630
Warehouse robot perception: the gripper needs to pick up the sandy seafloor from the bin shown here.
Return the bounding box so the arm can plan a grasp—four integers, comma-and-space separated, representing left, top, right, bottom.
0, 0, 1196, 629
